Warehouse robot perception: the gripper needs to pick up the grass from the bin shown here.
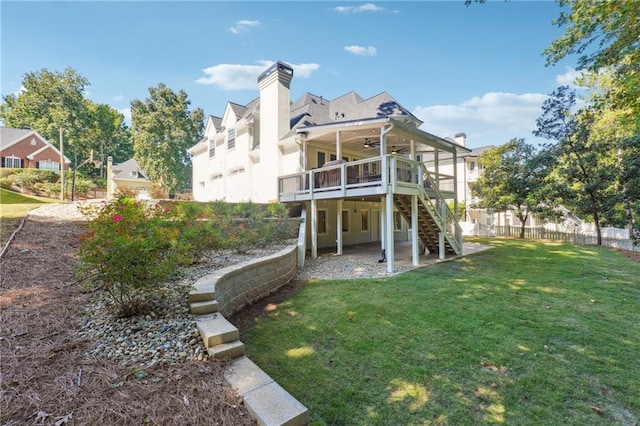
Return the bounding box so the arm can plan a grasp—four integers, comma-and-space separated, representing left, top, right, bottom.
243, 238, 640, 425
0, 188, 60, 246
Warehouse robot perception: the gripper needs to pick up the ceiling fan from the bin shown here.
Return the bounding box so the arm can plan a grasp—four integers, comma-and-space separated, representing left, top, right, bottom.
363, 138, 380, 148
390, 146, 408, 154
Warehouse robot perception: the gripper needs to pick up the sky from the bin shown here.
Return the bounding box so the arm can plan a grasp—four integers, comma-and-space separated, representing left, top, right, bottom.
1, 1, 582, 149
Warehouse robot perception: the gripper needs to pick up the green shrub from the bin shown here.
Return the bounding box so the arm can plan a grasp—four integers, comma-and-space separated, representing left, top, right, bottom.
12, 169, 57, 192
77, 197, 180, 317
0, 177, 12, 190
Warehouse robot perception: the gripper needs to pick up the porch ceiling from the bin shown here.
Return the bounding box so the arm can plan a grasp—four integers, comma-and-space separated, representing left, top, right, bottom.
298, 117, 470, 157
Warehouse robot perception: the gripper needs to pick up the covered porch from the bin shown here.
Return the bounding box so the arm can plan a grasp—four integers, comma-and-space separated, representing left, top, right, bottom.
277, 117, 470, 273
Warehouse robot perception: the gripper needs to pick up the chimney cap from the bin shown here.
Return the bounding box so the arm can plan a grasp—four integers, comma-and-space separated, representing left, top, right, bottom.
454, 132, 466, 138
257, 60, 293, 83
22, 125, 31, 130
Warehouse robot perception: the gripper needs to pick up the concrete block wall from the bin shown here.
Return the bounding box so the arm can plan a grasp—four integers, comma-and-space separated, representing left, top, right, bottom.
212, 245, 298, 317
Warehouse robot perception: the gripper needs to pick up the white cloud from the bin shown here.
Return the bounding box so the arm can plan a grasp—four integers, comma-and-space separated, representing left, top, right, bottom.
119, 107, 131, 124
113, 94, 124, 101
555, 66, 584, 88
334, 3, 386, 14
229, 19, 260, 34
196, 61, 320, 90
413, 92, 548, 147
13, 85, 26, 96
344, 45, 377, 56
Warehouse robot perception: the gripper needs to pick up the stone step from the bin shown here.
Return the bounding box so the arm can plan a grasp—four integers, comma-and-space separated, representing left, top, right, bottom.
226, 356, 309, 426
207, 340, 245, 360
188, 286, 216, 303
196, 315, 239, 349
190, 299, 219, 315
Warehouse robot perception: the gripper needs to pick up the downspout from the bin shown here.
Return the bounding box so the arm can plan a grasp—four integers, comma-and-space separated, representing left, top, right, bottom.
381, 122, 395, 273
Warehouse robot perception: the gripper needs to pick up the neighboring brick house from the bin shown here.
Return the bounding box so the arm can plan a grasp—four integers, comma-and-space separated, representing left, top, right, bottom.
0, 126, 70, 171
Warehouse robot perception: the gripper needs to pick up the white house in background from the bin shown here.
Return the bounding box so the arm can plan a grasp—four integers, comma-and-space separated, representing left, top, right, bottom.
189, 60, 470, 272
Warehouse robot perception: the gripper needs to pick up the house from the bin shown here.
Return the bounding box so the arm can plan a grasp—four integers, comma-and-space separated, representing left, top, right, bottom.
0, 126, 70, 171
106, 156, 153, 199
189, 61, 470, 272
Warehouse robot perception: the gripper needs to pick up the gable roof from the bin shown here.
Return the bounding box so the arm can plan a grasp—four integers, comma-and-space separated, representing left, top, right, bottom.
0, 127, 36, 150
202, 89, 421, 142
112, 158, 149, 179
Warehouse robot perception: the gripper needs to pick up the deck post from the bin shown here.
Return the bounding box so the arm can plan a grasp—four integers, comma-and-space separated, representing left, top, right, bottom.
411, 194, 419, 266
385, 192, 395, 273
336, 199, 343, 255
311, 198, 318, 259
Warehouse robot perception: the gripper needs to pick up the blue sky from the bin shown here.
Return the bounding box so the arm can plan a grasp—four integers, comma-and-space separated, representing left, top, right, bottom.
2, 1, 581, 149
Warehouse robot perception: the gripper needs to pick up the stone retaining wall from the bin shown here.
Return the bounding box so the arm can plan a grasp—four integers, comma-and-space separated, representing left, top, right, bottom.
213, 245, 298, 317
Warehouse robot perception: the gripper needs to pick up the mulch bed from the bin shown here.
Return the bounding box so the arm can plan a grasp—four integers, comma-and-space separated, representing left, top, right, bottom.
0, 218, 255, 425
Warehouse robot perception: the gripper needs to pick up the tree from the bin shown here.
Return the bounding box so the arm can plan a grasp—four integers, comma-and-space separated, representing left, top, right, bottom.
471, 138, 552, 238
0, 68, 91, 149
130, 84, 204, 194
534, 86, 621, 245
85, 101, 132, 178
578, 69, 640, 240
544, 0, 640, 114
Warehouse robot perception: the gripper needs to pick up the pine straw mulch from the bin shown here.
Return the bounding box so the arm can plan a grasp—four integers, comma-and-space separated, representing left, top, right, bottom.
0, 218, 255, 426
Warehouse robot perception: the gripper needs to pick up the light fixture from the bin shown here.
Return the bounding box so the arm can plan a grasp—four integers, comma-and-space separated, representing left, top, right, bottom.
363, 138, 371, 148
391, 146, 397, 154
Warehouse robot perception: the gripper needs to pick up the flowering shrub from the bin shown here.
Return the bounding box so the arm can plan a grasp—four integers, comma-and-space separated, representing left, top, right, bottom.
77, 196, 180, 317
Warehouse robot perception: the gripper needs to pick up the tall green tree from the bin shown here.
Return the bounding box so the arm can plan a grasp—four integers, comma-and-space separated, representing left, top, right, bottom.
0, 68, 91, 150
85, 101, 132, 178
544, 0, 640, 114
578, 69, 640, 239
471, 138, 552, 238
534, 86, 620, 245
130, 84, 204, 194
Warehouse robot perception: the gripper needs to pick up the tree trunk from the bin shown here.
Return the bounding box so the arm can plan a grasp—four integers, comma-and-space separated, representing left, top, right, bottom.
593, 212, 602, 246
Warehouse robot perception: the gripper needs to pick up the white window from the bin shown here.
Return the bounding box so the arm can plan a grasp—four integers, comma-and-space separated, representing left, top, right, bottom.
4, 156, 21, 168
38, 160, 60, 172
469, 161, 476, 171
227, 128, 236, 150
318, 210, 327, 234
209, 140, 216, 158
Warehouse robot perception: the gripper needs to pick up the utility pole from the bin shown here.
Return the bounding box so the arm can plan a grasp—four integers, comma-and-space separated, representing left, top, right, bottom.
60, 127, 65, 200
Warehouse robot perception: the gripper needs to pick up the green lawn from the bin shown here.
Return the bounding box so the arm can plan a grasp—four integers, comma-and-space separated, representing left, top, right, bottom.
0, 188, 60, 245
243, 238, 640, 425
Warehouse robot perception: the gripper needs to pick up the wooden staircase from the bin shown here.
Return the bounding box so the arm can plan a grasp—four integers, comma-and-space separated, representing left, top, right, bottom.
393, 190, 461, 256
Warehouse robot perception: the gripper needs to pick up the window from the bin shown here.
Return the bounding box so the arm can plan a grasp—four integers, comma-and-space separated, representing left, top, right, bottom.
227, 128, 236, 150
209, 140, 216, 158
4, 156, 21, 168
38, 160, 60, 172
330, 153, 337, 162
341, 210, 350, 232
318, 210, 327, 234
469, 161, 476, 171
394, 211, 403, 231
361, 210, 369, 232
31, 138, 37, 146
317, 151, 326, 168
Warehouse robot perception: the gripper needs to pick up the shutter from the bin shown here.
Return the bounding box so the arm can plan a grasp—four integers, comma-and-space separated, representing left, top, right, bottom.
36, 161, 40, 169
21, 159, 24, 168
1, 157, 4, 167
